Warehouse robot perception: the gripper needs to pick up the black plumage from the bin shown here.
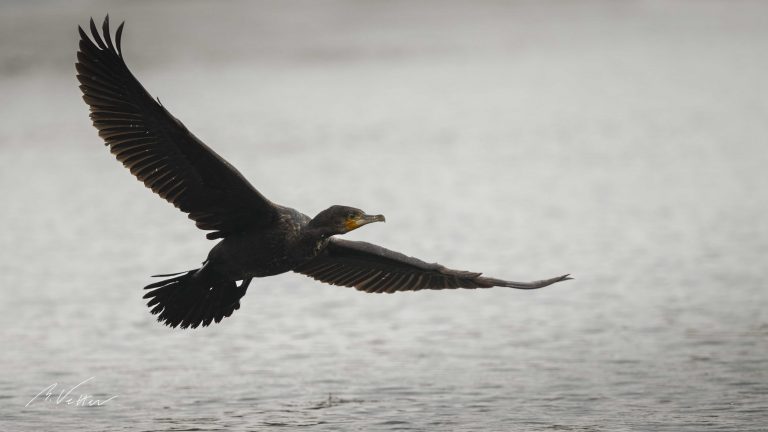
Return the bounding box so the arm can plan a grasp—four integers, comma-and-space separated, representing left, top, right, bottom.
76, 17, 571, 329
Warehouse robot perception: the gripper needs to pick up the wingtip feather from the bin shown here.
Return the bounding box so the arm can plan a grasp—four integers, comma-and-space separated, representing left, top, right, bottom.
77, 25, 88, 42
116, 21, 125, 56
89, 18, 105, 49
102, 15, 115, 51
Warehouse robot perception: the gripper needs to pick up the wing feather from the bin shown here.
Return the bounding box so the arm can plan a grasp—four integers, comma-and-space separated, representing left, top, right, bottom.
77, 16, 277, 239
294, 238, 571, 293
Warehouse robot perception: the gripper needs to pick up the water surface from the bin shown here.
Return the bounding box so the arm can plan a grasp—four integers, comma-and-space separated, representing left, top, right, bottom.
1, 1, 766, 430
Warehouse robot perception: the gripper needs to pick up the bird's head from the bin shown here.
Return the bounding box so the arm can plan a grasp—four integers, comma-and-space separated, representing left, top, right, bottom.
308, 205, 385, 236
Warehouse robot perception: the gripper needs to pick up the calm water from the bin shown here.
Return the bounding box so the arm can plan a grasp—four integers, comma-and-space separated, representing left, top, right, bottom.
1, 1, 767, 431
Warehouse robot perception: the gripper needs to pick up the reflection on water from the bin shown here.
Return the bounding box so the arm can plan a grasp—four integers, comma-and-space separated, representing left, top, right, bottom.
1, 1, 767, 431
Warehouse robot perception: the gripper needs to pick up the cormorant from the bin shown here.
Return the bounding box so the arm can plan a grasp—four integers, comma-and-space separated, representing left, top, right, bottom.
76, 17, 571, 329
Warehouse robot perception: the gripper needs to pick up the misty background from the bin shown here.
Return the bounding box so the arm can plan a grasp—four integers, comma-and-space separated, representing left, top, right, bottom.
1, 1, 766, 431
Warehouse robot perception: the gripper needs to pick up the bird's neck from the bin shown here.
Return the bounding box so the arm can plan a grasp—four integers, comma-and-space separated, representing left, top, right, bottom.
301, 225, 334, 242
297, 226, 333, 259
304, 216, 340, 239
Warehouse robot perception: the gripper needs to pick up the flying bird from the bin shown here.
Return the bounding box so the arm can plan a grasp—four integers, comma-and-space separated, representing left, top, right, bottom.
76, 17, 571, 329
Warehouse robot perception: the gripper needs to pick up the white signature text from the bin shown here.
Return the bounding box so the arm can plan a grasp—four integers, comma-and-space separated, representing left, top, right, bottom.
25, 377, 118, 408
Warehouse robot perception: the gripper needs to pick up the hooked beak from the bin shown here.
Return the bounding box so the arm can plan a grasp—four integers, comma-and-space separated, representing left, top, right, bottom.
365, 214, 386, 224
346, 213, 386, 231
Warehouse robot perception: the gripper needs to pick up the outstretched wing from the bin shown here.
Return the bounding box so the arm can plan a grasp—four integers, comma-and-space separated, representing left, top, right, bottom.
294, 238, 571, 293
76, 16, 277, 239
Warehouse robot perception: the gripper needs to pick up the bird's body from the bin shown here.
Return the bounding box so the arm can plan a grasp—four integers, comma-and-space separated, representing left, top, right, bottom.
76, 16, 571, 329
207, 206, 314, 280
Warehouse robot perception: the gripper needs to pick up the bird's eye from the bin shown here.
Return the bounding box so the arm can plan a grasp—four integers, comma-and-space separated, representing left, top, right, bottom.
347, 213, 356, 220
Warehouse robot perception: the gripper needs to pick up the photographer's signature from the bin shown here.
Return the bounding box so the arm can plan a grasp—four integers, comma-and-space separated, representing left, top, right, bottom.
25, 377, 118, 407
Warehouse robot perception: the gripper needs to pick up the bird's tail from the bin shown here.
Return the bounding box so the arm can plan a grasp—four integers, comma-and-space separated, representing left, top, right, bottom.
142, 266, 251, 329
